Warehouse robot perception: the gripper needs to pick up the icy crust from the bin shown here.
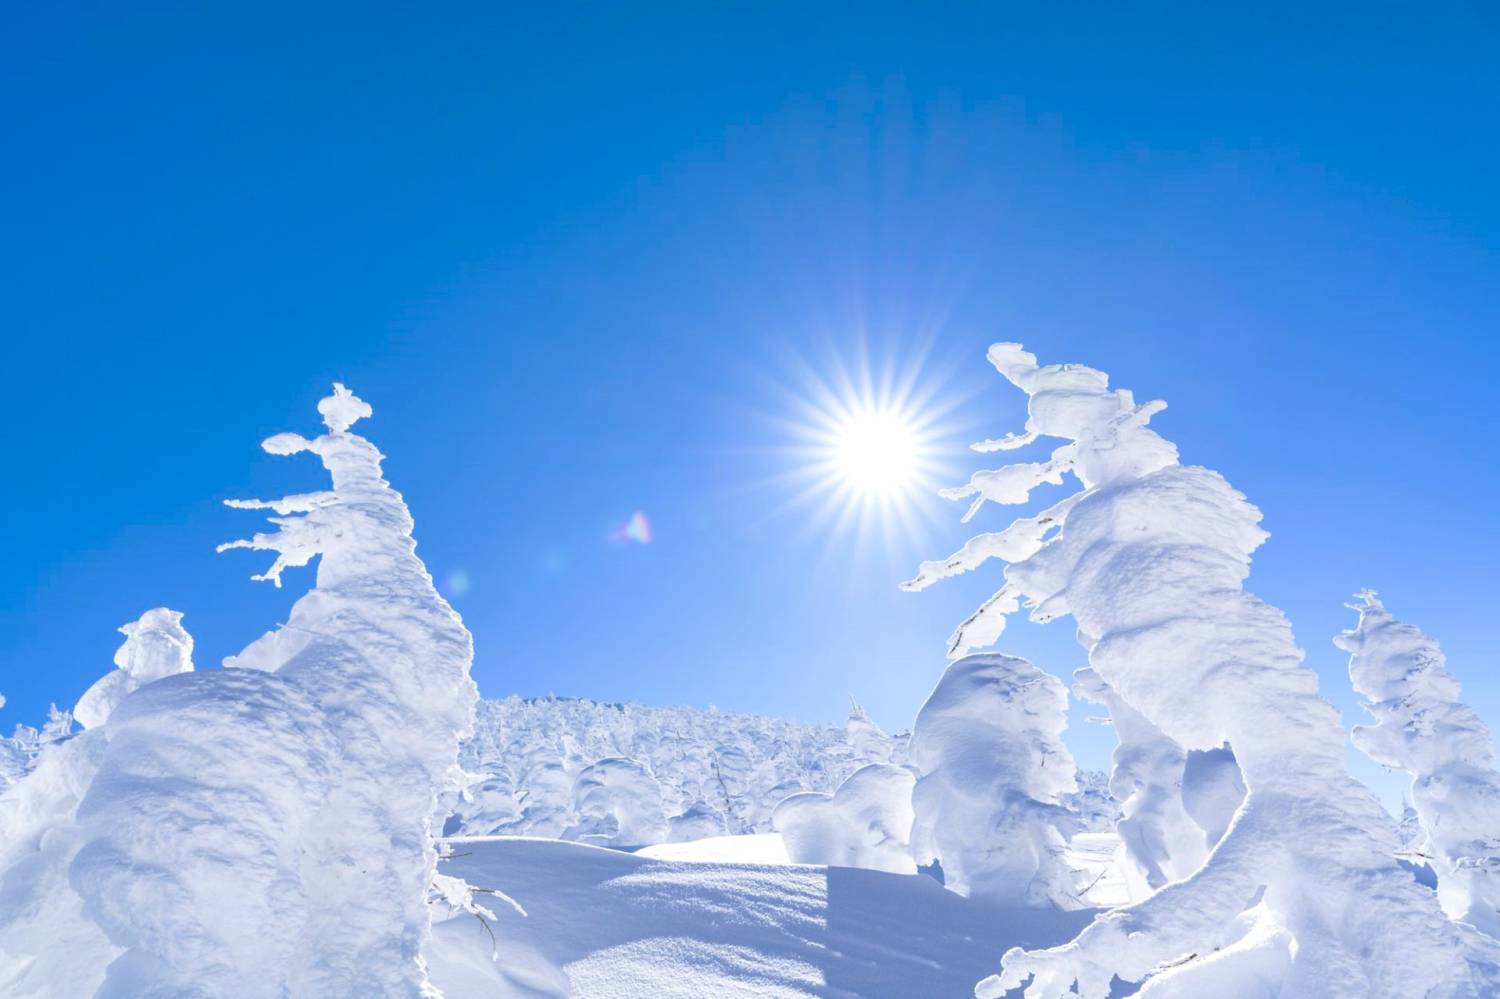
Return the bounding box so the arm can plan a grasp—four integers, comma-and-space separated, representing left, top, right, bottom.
908, 654, 1079, 905
1338, 592, 1500, 937
908, 344, 1498, 997
773, 763, 917, 874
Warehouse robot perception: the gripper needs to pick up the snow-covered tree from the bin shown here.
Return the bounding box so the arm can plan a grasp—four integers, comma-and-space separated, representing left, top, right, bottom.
907, 653, 1079, 905
1337, 590, 1500, 937
38, 383, 479, 998
73, 608, 194, 730
905, 344, 1498, 997
567, 757, 670, 848
846, 697, 897, 764
773, 763, 917, 874
450, 694, 920, 843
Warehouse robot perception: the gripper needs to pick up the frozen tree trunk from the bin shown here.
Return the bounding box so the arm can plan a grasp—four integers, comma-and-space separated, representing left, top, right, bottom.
905, 344, 1498, 998
1337, 591, 1500, 938
67, 385, 477, 998
908, 654, 1079, 905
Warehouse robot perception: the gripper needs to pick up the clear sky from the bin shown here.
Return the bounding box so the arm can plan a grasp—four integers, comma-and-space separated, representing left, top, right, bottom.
3, 5, 1497, 794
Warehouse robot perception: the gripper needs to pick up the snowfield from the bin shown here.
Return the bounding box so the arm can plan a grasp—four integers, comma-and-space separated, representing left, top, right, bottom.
428, 836, 1101, 999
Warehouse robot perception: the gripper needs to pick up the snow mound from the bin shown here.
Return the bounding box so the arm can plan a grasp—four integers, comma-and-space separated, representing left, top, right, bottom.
427, 836, 1100, 998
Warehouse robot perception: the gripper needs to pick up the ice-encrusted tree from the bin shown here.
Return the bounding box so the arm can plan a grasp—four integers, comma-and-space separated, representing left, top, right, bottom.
1337, 591, 1500, 937
904, 344, 1499, 997
62, 384, 478, 997
908, 653, 1079, 905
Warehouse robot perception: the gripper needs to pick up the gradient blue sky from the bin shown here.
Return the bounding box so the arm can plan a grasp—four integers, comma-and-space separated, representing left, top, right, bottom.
3, 5, 1497, 794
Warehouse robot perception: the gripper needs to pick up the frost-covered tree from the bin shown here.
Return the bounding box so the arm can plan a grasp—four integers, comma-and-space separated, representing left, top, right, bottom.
567, 757, 670, 848
450, 694, 917, 843
44, 384, 478, 998
907, 653, 1079, 905
773, 763, 917, 874
905, 344, 1498, 997
73, 608, 194, 730
1337, 590, 1500, 937
846, 697, 897, 764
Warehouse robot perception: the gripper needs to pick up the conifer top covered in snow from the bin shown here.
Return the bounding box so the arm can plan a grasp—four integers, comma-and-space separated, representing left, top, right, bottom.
1338, 591, 1500, 937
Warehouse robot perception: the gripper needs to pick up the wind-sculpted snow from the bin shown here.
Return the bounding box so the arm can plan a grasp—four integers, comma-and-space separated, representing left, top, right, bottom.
908, 654, 1080, 906
2, 385, 477, 998
1338, 591, 1500, 937
907, 343, 1499, 998
773, 763, 917, 874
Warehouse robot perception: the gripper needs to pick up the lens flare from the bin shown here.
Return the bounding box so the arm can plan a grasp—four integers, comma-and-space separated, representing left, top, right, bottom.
610, 511, 652, 545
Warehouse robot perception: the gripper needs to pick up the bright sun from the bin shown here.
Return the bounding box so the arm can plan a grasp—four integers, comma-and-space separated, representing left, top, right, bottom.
833, 409, 919, 498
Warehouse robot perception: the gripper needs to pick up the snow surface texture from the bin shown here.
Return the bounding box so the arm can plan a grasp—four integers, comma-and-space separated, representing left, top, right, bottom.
1, 385, 478, 998
1338, 591, 1500, 937
426, 835, 1100, 998
908, 654, 1080, 906
905, 343, 1499, 997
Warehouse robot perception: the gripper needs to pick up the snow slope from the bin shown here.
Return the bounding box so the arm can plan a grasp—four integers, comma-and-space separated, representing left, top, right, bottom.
427, 836, 1100, 999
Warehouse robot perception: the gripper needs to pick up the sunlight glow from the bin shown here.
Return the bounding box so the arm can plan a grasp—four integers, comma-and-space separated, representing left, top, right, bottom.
745, 339, 975, 554
833, 409, 919, 498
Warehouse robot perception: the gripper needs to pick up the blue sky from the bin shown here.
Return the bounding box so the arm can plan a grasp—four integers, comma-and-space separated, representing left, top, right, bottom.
3, 5, 1497, 793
